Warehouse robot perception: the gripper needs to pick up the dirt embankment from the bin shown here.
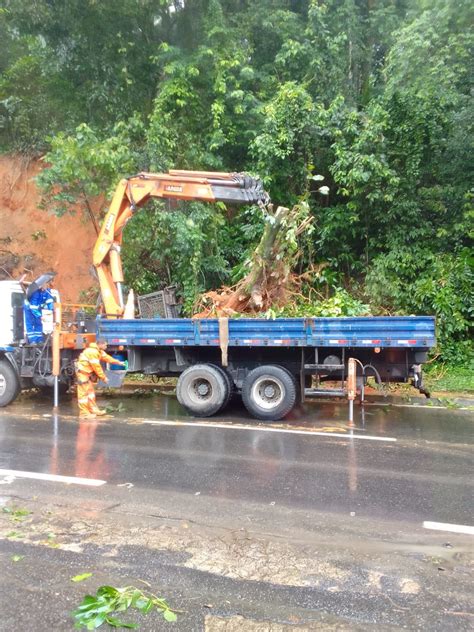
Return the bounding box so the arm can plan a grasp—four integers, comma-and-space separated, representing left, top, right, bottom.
0, 154, 98, 302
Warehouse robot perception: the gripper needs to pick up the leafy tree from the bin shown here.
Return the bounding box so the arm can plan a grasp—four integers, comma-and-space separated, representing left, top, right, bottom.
366, 248, 473, 363
36, 118, 145, 218
385, 0, 473, 100
252, 82, 319, 203
3, 0, 169, 126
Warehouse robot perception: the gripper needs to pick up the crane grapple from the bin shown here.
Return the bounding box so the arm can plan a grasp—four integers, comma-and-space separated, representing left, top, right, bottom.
136, 170, 270, 206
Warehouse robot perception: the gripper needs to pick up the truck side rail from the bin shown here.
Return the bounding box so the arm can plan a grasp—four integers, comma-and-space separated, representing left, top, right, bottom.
98, 316, 436, 349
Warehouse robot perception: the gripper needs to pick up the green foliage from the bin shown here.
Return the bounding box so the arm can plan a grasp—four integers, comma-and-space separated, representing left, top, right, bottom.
123, 202, 231, 314
36, 118, 145, 216
105, 403, 126, 414
11, 554, 25, 562
264, 288, 370, 320
0, 32, 73, 151
424, 364, 474, 394
71, 573, 93, 583
1, 0, 471, 361
146, 12, 260, 172
385, 0, 473, 99
252, 83, 318, 203
366, 248, 473, 363
6, 531, 23, 539
31, 229, 46, 241
2, 0, 168, 140
72, 584, 177, 629
223, 206, 267, 283
331, 101, 399, 206
309, 289, 370, 318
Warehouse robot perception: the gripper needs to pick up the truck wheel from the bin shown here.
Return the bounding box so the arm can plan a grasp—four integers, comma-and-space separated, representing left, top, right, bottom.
177, 364, 228, 417
242, 365, 296, 421
209, 364, 233, 412
0, 359, 21, 407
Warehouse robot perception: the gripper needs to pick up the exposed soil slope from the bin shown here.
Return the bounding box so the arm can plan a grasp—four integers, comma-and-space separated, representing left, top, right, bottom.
0, 154, 98, 302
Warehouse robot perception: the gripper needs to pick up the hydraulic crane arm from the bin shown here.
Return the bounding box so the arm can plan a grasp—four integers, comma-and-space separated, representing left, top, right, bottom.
92, 170, 269, 317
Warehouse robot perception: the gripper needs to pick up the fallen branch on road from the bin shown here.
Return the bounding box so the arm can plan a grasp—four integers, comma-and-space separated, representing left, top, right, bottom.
72, 584, 179, 629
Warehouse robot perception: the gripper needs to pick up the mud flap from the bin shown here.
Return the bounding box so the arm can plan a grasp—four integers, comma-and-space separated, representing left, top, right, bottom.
413, 364, 430, 398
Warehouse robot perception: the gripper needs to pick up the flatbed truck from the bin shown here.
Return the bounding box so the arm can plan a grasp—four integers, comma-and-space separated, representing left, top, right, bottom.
0, 279, 435, 419
0, 170, 436, 419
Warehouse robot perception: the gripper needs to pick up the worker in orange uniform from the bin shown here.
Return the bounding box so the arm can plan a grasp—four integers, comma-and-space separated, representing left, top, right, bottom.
76, 339, 126, 418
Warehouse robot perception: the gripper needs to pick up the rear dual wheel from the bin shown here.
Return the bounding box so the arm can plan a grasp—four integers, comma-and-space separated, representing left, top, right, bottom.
242, 365, 296, 421
177, 363, 297, 421
176, 363, 232, 417
209, 364, 233, 411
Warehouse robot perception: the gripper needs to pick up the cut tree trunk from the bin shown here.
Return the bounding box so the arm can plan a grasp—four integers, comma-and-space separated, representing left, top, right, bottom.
193, 204, 312, 318
245, 205, 290, 309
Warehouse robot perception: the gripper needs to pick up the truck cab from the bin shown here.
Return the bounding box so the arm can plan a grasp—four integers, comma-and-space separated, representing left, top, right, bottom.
0, 280, 67, 407
0, 281, 25, 346
0, 281, 25, 406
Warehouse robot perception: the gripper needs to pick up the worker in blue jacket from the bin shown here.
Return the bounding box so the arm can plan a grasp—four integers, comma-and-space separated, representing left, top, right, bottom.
24, 280, 55, 344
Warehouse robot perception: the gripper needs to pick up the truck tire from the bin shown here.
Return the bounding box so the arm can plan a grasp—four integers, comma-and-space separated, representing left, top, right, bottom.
177, 364, 229, 417
0, 359, 21, 407
242, 365, 297, 421
209, 364, 233, 412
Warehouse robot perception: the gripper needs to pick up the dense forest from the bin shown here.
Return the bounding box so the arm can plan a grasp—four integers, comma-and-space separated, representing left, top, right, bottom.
0, 0, 472, 365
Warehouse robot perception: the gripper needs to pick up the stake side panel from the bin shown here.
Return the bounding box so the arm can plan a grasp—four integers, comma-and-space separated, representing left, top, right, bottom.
98, 316, 436, 349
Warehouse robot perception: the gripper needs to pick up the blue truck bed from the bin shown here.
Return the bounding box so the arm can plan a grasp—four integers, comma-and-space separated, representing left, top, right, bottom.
98, 316, 435, 349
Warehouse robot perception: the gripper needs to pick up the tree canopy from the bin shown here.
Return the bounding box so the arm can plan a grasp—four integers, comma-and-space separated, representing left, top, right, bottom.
0, 0, 472, 362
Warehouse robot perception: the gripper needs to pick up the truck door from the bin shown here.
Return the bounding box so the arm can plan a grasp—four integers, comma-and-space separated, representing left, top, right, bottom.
12, 292, 24, 342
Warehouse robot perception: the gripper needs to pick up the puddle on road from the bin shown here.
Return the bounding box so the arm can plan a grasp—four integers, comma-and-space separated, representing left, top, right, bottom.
0, 391, 382, 486
4, 388, 473, 440
1, 389, 473, 438
0, 391, 472, 505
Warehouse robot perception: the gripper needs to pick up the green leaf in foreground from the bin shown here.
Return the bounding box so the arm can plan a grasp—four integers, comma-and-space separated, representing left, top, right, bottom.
12, 554, 25, 562
105, 618, 137, 629
72, 585, 178, 629
163, 610, 178, 622
71, 573, 93, 583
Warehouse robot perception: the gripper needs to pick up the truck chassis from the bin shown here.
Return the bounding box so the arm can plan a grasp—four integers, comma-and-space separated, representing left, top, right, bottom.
98, 315, 435, 420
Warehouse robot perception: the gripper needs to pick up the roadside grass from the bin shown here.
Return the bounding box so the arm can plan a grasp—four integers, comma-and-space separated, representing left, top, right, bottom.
424, 364, 474, 395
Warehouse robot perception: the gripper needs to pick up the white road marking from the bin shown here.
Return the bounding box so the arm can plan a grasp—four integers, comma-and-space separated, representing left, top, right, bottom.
141, 419, 397, 442
423, 521, 474, 535
0, 469, 106, 487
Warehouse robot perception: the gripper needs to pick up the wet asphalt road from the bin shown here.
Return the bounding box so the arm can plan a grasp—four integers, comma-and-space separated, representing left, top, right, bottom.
0, 393, 473, 630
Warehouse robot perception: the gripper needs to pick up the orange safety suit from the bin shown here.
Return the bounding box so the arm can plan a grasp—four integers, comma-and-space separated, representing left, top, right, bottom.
75, 343, 123, 417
